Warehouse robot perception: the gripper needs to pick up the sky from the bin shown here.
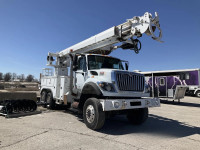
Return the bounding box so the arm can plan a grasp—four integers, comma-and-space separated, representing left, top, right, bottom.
0, 0, 200, 79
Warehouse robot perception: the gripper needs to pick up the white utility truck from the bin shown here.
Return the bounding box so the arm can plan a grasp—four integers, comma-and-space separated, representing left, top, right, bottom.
40, 12, 162, 130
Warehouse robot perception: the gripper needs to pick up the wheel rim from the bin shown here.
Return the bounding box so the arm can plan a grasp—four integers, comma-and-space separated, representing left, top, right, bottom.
197, 93, 200, 97
86, 105, 95, 123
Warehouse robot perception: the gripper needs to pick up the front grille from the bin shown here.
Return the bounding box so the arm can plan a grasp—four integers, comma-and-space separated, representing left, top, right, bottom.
116, 72, 144, 91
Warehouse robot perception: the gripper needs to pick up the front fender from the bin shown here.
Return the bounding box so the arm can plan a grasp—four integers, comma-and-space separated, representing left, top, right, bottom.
82, 82, 102, 96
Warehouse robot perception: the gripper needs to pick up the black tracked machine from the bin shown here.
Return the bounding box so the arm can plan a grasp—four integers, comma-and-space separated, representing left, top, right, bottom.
0, 99, 37, 116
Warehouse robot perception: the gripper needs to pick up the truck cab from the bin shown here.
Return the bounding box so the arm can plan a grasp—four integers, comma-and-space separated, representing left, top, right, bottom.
74, 54, 149, 98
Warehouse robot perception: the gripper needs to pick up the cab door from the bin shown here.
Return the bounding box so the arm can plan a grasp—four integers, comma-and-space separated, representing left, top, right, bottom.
75, 56, 87, 92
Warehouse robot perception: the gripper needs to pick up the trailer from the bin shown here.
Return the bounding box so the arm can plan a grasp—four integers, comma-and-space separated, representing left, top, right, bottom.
139, 68, 200, 102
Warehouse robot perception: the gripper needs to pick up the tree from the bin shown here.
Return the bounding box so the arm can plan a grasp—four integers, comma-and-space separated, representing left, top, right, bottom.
26, 74, 34, 82
12, 73, 17, 81
17, 74, 25, 82
17, 75, 21, 80
4, 73, 12, 82
34, 78, 39, 82
0, 72, 3, 80
21, 74, 25, 81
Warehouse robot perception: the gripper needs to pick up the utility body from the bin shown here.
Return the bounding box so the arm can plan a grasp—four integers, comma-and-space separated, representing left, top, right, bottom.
40, 12, 162, 130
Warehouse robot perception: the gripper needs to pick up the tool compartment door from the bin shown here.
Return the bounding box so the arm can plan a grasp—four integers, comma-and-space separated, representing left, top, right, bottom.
59, 76, 70, 100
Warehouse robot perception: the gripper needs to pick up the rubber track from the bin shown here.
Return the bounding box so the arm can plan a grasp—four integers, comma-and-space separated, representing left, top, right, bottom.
0, 99, 37, 114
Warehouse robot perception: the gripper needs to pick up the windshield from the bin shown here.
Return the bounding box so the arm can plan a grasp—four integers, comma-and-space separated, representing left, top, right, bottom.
88, 55, 124, 70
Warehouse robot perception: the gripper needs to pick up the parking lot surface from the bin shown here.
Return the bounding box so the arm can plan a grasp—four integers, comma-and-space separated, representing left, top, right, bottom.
0, 96, 200, 150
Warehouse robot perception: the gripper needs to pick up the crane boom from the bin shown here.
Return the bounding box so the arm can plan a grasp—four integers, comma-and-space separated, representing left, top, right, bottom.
47, 12, 162, 66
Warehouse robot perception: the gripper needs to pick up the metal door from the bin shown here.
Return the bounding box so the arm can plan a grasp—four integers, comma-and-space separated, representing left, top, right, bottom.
158, 77, 167, 97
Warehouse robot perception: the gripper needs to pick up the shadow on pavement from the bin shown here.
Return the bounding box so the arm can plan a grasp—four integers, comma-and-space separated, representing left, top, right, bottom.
50, 106, 200, 138
98, 114, 200, 137
160, 99, 200, 108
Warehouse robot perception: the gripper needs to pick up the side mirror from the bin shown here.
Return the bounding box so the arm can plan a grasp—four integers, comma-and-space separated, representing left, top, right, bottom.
73, 55, 78, 71
83, 57, 87, 72
125, 63, 129, 70
73, 65, 78, 71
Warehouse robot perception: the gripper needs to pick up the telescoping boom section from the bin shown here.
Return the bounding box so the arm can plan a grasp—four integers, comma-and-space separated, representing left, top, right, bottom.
47, 12, 162, 66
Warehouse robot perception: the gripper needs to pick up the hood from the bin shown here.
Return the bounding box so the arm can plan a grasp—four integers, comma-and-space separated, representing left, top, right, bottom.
88, 69, 142, 83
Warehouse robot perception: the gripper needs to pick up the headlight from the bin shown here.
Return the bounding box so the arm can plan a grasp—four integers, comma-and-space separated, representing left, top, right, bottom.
97, 82, 116, 92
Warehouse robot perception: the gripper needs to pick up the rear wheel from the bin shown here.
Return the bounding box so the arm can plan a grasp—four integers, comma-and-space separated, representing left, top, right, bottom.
83, 98, 105, 130
46, 92, 55, 109
41, 91, 47, 103
195, 91, 200, 98
41, 90, 47, 108
127, 108, 148, 125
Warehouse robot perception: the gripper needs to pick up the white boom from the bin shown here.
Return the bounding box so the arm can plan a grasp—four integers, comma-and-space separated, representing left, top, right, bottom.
47, 12, 162, 65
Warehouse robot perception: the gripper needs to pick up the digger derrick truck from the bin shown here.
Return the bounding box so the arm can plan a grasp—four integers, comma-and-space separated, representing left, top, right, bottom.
40, 12, 163, 130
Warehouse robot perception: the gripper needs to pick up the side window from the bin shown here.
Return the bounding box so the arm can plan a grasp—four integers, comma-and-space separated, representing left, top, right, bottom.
180, 74, 184, 80
160, 78, 165, 86
185, 73, 190, 80
113, 64, 119, 69
77, 56, 86, 71
180, 73, 190, 80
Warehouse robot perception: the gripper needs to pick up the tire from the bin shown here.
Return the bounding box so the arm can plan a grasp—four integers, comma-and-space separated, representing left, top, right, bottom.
46, 92, 55, 109
127, 108, 148, 125
195, 91, 200, 98
83, 98, 105, 130
41, 90, 47, 103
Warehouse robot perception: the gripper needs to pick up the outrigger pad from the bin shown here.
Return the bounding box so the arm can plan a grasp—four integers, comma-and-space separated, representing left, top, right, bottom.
0, 99, 37, 114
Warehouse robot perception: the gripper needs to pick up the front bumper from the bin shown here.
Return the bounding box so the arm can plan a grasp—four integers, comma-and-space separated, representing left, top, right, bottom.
0, 106, 4, 111
100, 98, 160, 111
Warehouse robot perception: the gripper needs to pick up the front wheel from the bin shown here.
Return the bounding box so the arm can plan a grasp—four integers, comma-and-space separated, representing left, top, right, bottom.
195, 91, 200, 98
127, 108, 148, 125
83, 98, 105, 130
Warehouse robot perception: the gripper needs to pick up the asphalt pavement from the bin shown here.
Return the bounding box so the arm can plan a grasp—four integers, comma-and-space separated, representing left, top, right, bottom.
0, 96, 200, 150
